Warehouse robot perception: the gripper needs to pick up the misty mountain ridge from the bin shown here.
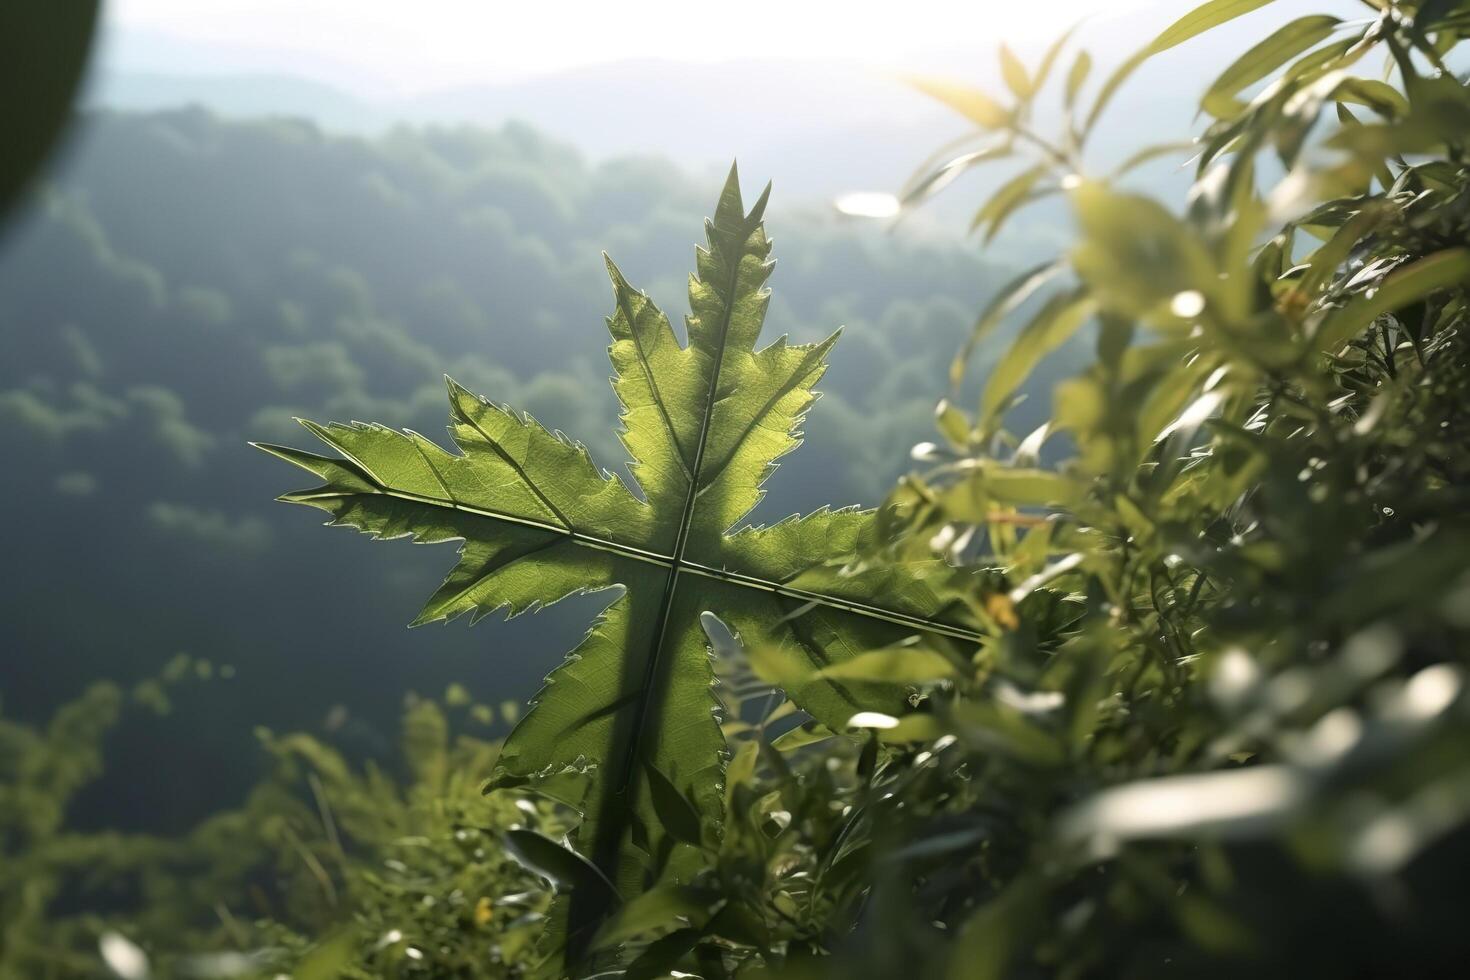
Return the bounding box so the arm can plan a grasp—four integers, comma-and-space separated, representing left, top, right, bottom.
86, 2, 1301, 218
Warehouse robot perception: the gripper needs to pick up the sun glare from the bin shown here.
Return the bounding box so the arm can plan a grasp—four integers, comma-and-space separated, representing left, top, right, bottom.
107, 0, 1154, 91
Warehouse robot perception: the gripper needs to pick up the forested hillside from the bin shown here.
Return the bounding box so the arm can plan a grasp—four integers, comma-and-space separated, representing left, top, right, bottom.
0, 110, 1041, 825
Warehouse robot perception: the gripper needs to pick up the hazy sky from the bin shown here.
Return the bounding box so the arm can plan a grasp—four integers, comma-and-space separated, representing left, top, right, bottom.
105, 0, 1166, 91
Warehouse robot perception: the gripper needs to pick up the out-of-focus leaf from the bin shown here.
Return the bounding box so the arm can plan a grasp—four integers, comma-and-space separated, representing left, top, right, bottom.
294, 931, 357, 980
1066, 50, 1093, 109
1069, 181, 1216, 321
1058, 766, 1310, 846
982, 289, 1096, 422
950, 260, 1066, 390
1000, 44, 1032, 100
935, 398, 971, 448
816, 643, 961, 683
622, 928, 702, 980
971, 165, 1049, 240
1202, 15, 1341, 118
1336, 77, 1410, 118
1109, 140, 1198, 179
938, 467, 1083, 521
0, 4, 100, 219
1033, 26, 1080, 97
1087, 0, 1275, 133
944, 878, 1045, 980
906, 77, 1011, 129
594, 884, 718, 948
1149, 0, 1277, 56
901, 145, 1013, 209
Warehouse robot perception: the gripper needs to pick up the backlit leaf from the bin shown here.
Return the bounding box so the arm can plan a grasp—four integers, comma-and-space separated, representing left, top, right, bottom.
258, 167, 982, 967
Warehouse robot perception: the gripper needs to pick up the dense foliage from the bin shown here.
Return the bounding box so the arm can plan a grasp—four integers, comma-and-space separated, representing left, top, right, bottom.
259, 166, 988, 969
9, 0, 1470, 976
2, 669, 555, 979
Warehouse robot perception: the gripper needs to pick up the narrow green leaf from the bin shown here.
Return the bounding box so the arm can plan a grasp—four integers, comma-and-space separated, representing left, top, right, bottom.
1315, 248, 1470, 351
901, 145, 1014, 209
594, 884, 718, 949
981, 289, 1097, 422
1069, 180, 1217, 321
907, 76, 1011, 129
644, 762, 705, 848
1202, 15, 1341, 118
1033, 26, 1081, 97
950, 260, 1066, 390
1087, 0, 1275, 133
1297, 201, 1394, 298
503, 828, 622, 903
1065, 50, 1092, 109
1000, 44, 1032, 100
1149, 0, 1276, 56
623, 928, 703, 980
816, 643, 961, 683
1108, 140, 1198, 179
971, 165, 1049, 240
1084, 48, 1152, 135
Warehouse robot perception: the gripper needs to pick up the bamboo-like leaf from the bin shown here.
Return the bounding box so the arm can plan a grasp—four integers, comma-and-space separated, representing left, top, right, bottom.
901, 145, 1014, 210
1314, 248, 1470, 352
1202, 15, 1342, 118
1066, 50, 1092, 110
256, 166, 983, 968
1087, 0, 1276, 134
981, 288, 1097, 423
1032, 26, 1081, 98
1000, 44, 1032, 100
971, 166, 1050, 241
907, 76, 1011, 129
1149, 0, 1276, 56
949, 260, 1066, 390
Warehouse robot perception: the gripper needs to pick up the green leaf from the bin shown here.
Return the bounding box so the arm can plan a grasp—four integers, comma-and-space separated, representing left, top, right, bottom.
644, 762, 705, 848
1314, 248, 1470, 352
1068, 181, 1216, 322
906, 76, 1011, 129
503, 828, 621, 903
293, 931, 356, 980
971, 165, 1050, 241
981, 288, 1097, 422
594, 884, 719, 949
1000, 44, 1032, 100
900, 145, 1014, 209
815, 642, 961, 683
1108, 140, 1199, 179
950, 260, 1066, 390
258, 166, 984, 967
623, 928, 703, 980
1202, 15, 1341, 118
1033, 26, 1080, 97
1086, 0, 1275, 133
1065, 50, 1092, 110
1148, 0, 1276, 56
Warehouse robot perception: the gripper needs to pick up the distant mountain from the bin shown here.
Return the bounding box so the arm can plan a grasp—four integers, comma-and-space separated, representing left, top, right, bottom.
97, 71, 388, 132
86, 3, 1337, 234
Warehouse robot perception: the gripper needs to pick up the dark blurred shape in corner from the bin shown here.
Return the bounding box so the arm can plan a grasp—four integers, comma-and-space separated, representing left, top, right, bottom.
0, 2, 100, 221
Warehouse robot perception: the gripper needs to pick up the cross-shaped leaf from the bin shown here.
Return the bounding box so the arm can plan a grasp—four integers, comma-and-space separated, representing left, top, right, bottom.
255, 166, 980, 961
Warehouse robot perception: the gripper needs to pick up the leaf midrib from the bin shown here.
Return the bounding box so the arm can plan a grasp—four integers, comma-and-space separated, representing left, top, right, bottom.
284, 473, 984, 643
